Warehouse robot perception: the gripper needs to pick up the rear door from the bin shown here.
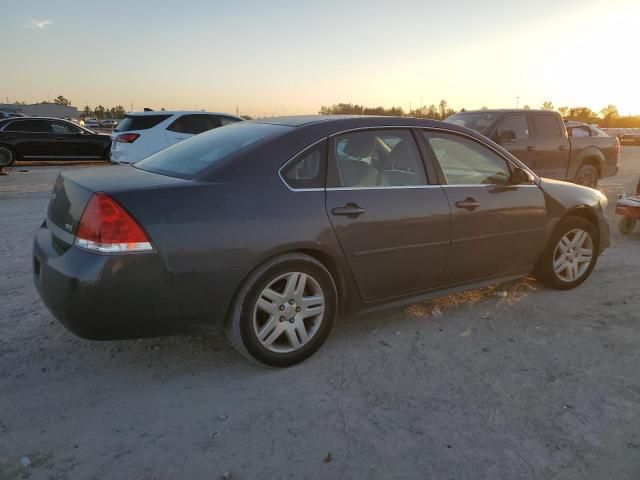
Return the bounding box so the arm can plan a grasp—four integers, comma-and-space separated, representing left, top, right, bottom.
492, 113, 536, 170
325, 128, 451, 301
421, 130, 547, 284
165, 114, 221, 145
529, 113, 570, 179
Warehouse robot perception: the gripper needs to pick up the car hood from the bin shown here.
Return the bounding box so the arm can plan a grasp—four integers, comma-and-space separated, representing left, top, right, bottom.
538, 177, 608, 210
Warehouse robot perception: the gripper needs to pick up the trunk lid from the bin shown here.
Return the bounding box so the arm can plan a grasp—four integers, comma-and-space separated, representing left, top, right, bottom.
46, 166, 188, 243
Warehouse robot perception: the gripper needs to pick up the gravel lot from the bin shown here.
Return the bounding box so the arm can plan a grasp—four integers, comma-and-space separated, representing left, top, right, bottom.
1, 150, 639, 480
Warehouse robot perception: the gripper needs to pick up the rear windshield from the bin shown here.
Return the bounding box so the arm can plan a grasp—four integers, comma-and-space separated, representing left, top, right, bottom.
134, 122, 291, 178
445, 112, 500, 134
115, 114, 171, 132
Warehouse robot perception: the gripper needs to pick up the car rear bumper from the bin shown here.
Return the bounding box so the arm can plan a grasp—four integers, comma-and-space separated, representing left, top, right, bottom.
32, 224, 236, 340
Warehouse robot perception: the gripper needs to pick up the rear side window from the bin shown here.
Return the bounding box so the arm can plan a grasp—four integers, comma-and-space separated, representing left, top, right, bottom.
281, 140, 327, 189
220, 116, 242, 126
167, 114, 221, 134
331, 130, 427, 187
135, 122, 291, 178
494, 114, 529, 143
568, 126, 590, 138
4, 119, 51, 133
531, 114, 563, 139
115, 114, 171, 132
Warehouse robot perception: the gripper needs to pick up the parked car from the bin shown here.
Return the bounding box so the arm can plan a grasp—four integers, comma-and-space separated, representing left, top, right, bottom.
34, 116, 610, 366
100, 119, 119, 128
620, 132, 640, 146
445, 109, 619, 188
83, 118, 100, 128
0, 117, 111, 166
0, 109, 27, 119
110, 111, 243, 164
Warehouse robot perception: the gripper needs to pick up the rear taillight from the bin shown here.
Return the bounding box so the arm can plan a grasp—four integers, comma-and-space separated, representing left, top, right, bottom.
115, 133, 140, 143
75, 193, 153, 253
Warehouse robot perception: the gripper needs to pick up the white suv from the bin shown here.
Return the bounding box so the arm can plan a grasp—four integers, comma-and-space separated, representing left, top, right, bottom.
110, 111, 243, 164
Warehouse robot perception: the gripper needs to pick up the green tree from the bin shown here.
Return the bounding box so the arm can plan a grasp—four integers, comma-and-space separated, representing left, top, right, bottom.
541, 101, 553, 111
54, 95, 70, 106
94, 105, 106, 119
558, 106, 569, 118
438, 100, 448, 119
523, 105, 531, 109
82, 105, 91, 117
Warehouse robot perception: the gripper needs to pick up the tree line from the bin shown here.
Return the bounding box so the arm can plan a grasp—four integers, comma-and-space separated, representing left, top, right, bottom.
319, 100, 640, 128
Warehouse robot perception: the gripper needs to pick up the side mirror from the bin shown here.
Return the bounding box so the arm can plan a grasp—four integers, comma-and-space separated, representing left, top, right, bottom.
512, 166, 534, 185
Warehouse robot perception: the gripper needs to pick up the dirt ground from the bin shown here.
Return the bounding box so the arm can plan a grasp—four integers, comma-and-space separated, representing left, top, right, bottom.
1, 150, 639, 480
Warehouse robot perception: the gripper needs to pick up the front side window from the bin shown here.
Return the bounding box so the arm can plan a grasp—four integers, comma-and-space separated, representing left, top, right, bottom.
281, 141, 327, 189
4, 119, 51, 133
167, 114, 221, 134
494, 114, 529, 143
423, 132, 511, 186
50, 121, 80, 134
332, 130, 427, 187
531, 114, 563, 139
220, 116, 242, 126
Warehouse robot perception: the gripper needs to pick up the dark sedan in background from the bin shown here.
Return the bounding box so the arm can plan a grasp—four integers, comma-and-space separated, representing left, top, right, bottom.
33, 116, 610, 366
0, 117, 111, 166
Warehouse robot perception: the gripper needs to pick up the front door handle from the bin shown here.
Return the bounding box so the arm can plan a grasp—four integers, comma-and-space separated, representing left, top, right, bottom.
526, 145, 537, 152
331, 203, 366, 217
455, 198, 480, 211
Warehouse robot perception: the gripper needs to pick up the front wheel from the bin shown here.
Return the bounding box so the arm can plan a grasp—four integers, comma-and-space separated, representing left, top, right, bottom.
575, 164, 599, 188
533, 216, 599, 290
227, 253, 337, 367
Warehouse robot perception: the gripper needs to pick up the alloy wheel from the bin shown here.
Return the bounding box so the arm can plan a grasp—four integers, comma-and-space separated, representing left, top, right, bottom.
577, 169, 597, 188
552, 228, 594, 282
252, 272, 325, 353
0, 146, 14, 167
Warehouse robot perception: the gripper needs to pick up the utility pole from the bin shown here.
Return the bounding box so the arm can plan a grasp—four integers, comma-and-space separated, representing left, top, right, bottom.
236, 105, 239, 116
516, 96, 520, 109
130, 101, 133, 112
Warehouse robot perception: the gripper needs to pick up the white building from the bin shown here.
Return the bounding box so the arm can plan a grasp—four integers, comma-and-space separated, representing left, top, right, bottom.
0, 102, 79, 119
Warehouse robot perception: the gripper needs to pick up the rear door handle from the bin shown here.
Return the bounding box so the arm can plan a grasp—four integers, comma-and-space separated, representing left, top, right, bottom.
331, 204, 366, 217
455, 198, 480, 211
526, 145, 537, 152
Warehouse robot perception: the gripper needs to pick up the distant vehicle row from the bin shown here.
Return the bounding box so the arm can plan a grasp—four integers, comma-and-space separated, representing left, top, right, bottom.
446, 109, 619, 187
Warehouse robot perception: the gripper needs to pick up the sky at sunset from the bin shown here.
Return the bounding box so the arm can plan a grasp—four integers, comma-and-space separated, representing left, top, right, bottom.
1, 0, 639, 117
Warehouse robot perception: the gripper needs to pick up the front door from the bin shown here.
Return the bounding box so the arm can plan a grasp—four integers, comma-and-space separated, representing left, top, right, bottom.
421, 130, 548, 284
529, 113, 570, 179
325, 129, 451, 301
492, 113, 536, 170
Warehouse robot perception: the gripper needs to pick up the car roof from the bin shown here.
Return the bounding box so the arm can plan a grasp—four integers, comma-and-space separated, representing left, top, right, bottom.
254, 115, 452, 128
456, 109, 553, 114
126, 111, 241, 118
0, 116, 77, 123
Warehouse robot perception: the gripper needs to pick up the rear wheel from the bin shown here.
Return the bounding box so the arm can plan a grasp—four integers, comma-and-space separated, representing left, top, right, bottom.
618, 216, 637, 234
533, 216, 598, 290
227, 253, 337, 367
0, 145, 16, 167
575, 163, 599, 188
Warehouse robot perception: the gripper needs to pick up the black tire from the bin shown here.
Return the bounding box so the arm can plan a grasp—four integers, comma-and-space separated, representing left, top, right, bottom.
618, 216, 637, 234
533, 216, 599, 290
226, 253, 338, 367
0, 145, 16, 167
575, 163, 599, 188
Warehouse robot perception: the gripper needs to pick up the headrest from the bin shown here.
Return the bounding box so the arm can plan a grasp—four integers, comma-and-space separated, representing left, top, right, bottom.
342, 134, 376, 158
388, 141, 412, 168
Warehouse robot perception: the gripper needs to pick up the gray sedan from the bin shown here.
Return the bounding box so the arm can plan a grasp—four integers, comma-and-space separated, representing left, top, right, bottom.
33, 116, 610, 366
